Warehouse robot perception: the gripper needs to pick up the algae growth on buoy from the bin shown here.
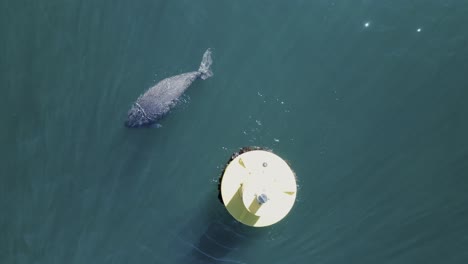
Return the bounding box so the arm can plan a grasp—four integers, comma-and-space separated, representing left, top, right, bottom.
219, 147, 297, 227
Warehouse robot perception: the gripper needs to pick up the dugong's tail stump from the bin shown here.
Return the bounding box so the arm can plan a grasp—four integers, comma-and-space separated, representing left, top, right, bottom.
218, 147, 297, 227
198, 48, 213, 80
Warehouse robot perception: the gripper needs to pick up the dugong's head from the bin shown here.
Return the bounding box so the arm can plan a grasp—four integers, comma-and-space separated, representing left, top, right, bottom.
125, 104, 151, 128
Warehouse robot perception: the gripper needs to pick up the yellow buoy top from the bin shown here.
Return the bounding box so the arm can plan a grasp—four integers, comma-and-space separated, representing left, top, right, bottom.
220, 150, 297, 227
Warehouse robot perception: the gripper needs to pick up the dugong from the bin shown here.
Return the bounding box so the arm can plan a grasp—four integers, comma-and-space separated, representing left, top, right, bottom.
125, 49, 213, 127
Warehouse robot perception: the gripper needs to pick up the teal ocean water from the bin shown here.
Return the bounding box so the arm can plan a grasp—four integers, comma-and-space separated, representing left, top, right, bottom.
1, 0, 468, 263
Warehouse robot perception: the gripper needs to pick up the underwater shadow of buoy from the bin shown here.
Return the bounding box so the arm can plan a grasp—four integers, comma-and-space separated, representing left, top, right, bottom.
183, 204, 269, 263
175, 174, 270, 263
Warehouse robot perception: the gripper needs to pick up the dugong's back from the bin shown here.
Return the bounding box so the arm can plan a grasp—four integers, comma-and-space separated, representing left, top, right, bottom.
125, 49, 213, 128
137, 72, 199, 119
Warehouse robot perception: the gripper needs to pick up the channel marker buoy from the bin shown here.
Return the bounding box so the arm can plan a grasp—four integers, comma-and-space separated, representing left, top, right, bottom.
219, 147, 297, 227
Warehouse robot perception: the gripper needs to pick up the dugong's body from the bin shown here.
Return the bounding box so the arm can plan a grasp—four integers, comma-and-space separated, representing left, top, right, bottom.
125, 49, 213, 127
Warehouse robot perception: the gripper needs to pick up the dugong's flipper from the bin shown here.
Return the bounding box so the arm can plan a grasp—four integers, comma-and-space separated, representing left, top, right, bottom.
198, 49, 213, 80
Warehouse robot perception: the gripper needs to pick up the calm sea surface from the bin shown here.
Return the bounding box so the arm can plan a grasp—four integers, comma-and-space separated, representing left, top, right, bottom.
1, 0, 468, 263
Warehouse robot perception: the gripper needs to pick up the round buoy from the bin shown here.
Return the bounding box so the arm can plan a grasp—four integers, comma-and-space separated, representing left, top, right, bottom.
219, 148, 297, 227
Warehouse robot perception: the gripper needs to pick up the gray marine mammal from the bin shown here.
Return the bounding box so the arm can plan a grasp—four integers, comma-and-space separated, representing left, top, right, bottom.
125, 49, 213, 128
